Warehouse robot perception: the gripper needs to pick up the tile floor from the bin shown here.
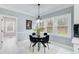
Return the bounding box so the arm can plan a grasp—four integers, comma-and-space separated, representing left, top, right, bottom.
0, 38, 77, 54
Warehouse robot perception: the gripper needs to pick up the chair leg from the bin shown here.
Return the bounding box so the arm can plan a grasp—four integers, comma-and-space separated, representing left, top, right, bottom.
29, 42, 31, 48
47, 43, 49, 50
44, 47, 46, 54
33, 46, 34, 52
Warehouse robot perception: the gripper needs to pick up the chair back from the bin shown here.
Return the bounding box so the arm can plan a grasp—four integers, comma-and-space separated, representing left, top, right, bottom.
46, 35, 49, 42
44, 33, 47, 36
29, 35, 38, 43
42, 35, 49, 43
32, 33, 36, 35
29, 35, 35, 42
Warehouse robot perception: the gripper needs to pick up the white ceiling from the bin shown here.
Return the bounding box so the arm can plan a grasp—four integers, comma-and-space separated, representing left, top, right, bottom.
0, 4, 73, 18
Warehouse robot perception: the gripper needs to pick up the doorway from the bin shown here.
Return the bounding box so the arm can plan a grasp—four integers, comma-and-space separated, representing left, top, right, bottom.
0, 15, 17, 48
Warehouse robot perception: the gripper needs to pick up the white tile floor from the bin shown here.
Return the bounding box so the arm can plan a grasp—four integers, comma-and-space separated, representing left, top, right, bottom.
0, 38, 77, 54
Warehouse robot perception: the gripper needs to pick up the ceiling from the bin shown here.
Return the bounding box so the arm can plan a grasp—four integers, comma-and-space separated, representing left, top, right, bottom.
0, 4, 73, 18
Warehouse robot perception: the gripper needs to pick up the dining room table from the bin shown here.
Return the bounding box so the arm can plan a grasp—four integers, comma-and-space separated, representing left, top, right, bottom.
32, 34, 46, 52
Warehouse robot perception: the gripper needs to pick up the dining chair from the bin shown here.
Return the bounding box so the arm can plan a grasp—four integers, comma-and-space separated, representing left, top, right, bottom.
44, 35, 50, 49
42, 35, 49, 49
39, 33, 49, 53
29, 35, 35, 52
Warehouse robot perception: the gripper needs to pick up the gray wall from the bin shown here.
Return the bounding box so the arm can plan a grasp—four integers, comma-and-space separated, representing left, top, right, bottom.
0, 8, 35, 41
0, 6, 74, 46
42, 6, 74, 46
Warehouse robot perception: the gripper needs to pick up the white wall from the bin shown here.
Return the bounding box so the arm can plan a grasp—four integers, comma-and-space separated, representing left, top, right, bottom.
74, 4, 79, 24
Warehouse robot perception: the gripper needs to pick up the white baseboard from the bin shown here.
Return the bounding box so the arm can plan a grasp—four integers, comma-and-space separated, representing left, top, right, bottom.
50, 40, 74, 51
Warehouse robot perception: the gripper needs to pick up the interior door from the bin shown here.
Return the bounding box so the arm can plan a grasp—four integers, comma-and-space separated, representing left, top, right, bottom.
3, 16, 16, 38
0, 16, 16, 49
0, 17, 1, 46
0, 16, 3, 47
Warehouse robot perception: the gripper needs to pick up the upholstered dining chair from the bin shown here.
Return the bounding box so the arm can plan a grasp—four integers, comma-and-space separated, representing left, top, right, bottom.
43, 33, 50, 49
29, 35, 36, 52
29, 35, 34, 52
29, 33, 36, 52
39, 33, 49, 53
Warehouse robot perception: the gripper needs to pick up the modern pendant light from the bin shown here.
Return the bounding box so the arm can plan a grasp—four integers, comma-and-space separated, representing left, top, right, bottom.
36, 4, 41, 23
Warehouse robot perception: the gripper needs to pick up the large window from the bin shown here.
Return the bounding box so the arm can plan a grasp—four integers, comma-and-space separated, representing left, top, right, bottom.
55, 13, 71, 37
40, 13, 71, 38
